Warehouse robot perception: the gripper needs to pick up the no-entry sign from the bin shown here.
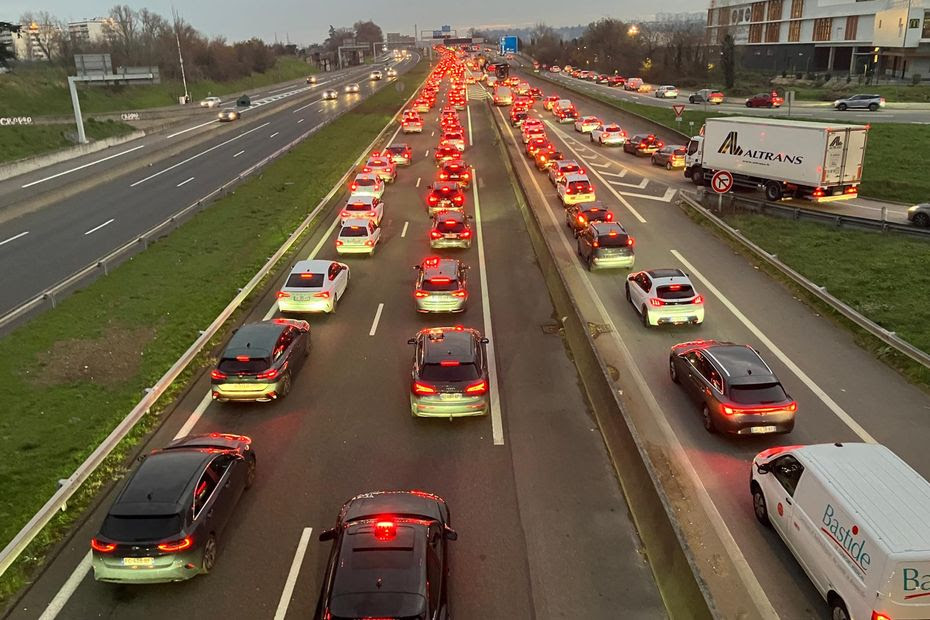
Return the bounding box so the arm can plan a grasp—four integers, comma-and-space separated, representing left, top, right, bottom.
711, 170, 734, 194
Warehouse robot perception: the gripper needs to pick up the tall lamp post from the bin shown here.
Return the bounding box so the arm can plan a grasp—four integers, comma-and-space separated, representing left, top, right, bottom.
172, 8, 190, 103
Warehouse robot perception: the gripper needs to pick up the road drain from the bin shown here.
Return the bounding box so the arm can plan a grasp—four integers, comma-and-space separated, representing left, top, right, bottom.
587, 321, 612, 339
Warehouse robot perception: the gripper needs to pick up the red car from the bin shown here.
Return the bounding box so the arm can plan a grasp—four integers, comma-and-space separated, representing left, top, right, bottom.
438, 161, 473, 188
607, 76, 626, 88
433, 145, 462, 166
745, 91, 784, 108
426, 182, 465, 214
526, 137, 551, 158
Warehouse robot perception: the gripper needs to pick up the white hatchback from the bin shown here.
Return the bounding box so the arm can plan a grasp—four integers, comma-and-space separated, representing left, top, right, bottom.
625, 268, 705, 327
349, 173, 384, 199
336, 219, 381, 256
340, 195, 383, 226
277, 259, 349, 314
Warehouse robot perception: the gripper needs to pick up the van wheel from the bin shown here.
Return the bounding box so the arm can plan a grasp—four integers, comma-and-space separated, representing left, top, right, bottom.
829, 596, 851, 620
751, 483, 771, 526
764, 182, 783, 201
702, 405, 717, 433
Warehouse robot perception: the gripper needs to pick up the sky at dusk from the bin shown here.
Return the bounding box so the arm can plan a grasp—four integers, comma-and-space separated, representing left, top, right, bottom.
4, 0, 707, 46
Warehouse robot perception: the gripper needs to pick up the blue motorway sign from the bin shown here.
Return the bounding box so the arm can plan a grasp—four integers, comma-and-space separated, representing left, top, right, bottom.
499, 35, 518, 54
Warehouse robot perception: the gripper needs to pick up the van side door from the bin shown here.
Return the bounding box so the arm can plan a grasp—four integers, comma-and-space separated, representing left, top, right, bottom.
759, 455, 804, 552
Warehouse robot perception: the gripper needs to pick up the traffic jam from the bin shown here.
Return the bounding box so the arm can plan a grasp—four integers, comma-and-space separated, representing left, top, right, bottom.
76, 46, 930, 620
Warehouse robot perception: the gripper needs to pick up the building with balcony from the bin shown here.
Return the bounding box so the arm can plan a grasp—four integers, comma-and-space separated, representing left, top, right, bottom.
705, 0, 930, 79
68, 18, 116, 45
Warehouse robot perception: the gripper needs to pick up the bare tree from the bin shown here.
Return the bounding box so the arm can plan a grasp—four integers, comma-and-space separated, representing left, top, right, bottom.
19, 11, 65, 61
108, 4, 139, 65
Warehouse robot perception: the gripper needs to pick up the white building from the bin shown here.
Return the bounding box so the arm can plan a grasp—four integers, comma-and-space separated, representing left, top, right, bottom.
705, 0, 930, 79
68, 17, 116, 45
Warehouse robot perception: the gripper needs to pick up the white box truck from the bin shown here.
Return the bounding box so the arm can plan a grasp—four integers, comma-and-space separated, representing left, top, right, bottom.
684, 117, 868, 202
751, 442, 930, 620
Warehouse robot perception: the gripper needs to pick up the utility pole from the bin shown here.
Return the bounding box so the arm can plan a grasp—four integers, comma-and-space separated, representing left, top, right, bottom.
172, 7, 190, 103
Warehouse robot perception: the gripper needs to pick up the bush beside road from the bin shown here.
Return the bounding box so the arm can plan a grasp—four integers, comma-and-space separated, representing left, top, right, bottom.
0, 58, 427, 609
0, 119, 136, 165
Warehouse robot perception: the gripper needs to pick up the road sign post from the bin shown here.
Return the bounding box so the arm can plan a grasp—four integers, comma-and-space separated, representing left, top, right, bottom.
711, 169, 734, 212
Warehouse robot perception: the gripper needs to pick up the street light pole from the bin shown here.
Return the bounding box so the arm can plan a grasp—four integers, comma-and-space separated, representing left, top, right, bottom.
172, 7, 189, 103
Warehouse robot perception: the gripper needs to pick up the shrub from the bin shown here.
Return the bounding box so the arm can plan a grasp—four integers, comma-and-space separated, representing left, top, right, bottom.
795, 72, 803, 79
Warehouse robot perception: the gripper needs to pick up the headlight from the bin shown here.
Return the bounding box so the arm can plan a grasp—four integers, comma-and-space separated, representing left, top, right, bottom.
908, 205, 919, 213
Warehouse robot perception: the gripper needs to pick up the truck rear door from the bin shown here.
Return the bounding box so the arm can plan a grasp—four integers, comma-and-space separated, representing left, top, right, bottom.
822, 128, 868, 185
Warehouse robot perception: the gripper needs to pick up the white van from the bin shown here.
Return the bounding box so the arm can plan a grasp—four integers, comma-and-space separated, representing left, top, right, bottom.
751, 443, 930, 620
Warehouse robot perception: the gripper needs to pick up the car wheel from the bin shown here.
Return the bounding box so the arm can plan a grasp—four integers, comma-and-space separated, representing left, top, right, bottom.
641, 306, 651, 328
624, 282, 631, 303
702, 404, 717, 433
666, 162, 673, 171
201, 534, 217, 573
689, 96, 695, 104
590, 134, 594, 142
830, 597, 851, 620
914, 212, 930, 227
669, 358, 679, 384
751, 483, 771, 526
868, 103, 879, 112
837, 103, 847, 111
330, 294, 338, 314
245, 454, 257, 489
279, 370, 292, 399
745, 101, 752, 108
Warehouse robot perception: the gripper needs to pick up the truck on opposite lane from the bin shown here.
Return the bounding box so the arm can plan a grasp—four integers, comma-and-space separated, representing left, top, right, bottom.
684, 117, 868, 202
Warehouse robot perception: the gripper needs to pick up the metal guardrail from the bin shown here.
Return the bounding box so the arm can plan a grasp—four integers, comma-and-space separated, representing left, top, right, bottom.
0, 60, 427, 580
680, 192, 930, 370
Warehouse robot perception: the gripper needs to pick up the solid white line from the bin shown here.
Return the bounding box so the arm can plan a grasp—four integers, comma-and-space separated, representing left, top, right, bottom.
166, 119, 217, 139
83, 218, 114, 236
174, 391, 214, 439
431, 131, 435, 137
670, 249, 876, 443
37, 552, 92, 620
607, 177, 649, 190
622, 187, 677, 203
0, 231, 29, 246
273, 527, 314, 620
263, 303, 278, 321
270, 131, 279, 138
466, 103, 474, 145
292, 100, 316, 114
424, 149, 430, 157
401, 221, 409, 237
415, 177, 421, 188
369, 303, 384, 336
21, 144, 146, 188
471, 170, 504, 446
176, 176, 195, 187
297, 118, 305, 124
492, 103, 776, 617
589, 161, 610, 168
130, 122, 271, 187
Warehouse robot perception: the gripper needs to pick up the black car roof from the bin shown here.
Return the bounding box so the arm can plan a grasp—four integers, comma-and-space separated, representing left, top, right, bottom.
431, 182, 460, 191
705, 344, 776, 384
112, 450, 209, 515
224, 322, 282, 359
591, 221, 626, 235
421, 329, 477, 365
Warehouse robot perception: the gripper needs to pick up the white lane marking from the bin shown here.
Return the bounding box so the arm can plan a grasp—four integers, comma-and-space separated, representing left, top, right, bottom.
471, 170, 504, 446
233, 150, 245, 158
607, 177, 649, 190
297, 118, 305, 124
273, 527, 314, 620
263, 302, 278, 321
0, 231, 29, 246
424, 149, 430, 157
492, 104, 777, 617
600, 169, 628, 178
415, 177, 421, 188
130, 122, 271, 187
589, 161, 610, 168
670, 250, 876, 443
83, 218, 114, 236
369, 303, 384, 336
176, 176, 195, 187
549, 122, 647, 224
270, 131, 280, 138
166, 119, 216, 139
37, 552, 92, 620
21, 144, 146, 188
292, 100, 317, 114
466, 103, 474, 145
621, 187, 677, 203
431, 131, 435, 137
174, 391, 213, 439
401, 221, 409, 237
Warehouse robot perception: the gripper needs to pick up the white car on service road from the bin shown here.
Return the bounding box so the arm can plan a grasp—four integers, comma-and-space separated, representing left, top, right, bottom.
590, 123, 627, 146
277, 259, 349, 314
574, 116, 601, 133
344, 83, 360, 93
655, 85, 679, 98
340, 195, 384, 226
349, 172, 384, 199
336, 219, 381, 256
625, 268, 705, 327
200, 96, 221, 108
322, 89, 338, 100
370, 70, 383, 80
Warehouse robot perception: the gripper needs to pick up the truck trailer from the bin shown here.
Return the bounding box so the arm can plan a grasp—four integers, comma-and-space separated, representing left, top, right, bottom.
684, 117, 868, 202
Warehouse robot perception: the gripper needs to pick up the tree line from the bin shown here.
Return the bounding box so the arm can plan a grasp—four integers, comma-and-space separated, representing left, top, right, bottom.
11, 5, 294, 82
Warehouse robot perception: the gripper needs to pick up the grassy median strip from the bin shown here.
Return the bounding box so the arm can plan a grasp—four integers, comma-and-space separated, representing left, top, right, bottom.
0, 119, 136, 165
534, 73, 930, 204
0, 56, 313, 116
0, 59, 426, 608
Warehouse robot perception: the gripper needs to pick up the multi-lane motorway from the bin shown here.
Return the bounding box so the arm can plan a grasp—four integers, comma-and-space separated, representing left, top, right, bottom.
6, 65, 665, 619
0, 56, 413, 318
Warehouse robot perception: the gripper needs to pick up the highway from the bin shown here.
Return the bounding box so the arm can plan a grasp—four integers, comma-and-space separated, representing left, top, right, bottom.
0, 56, 414, 318
6, 69, 664, 619
480, 77, 930, 618
510, 66, 916, 225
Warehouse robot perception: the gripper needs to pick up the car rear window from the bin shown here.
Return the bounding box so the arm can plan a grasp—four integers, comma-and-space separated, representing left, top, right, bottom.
341, 226, 369, 237
584, 209, 610, 221
218, 356, 271, 373
285, 273, 324, 288
569, 181, 592, 193
598, 232, 630, 248
420, 361, 480, 382
561, 164, 580, 173
605, 126, 621, 133
345, 202, 372, 211
422, 277, 459, 292
656, 284, 695, 300
730, 383, 788, 405
355, 178, 376, 186
673, 148, 686, 156
100, 514, 182, 542
436, 219, 465, 232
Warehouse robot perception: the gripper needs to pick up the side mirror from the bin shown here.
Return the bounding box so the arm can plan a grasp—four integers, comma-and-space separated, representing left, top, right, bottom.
407, 338, 417, 345
413, 265, 422, 270
444, 526, 458, 541
480, 337, 490, 344
756, 463, 770, 475
318, 528, 337, 542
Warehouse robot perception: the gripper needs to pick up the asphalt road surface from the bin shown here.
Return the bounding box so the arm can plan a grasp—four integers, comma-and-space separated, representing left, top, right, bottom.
483, 80, 930, 618
0, 56, 415, 318
6, 76, 664, 620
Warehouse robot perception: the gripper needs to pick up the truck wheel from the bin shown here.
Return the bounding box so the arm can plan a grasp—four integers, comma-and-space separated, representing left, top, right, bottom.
764, 182, 783, 201
691, 169, 704, 186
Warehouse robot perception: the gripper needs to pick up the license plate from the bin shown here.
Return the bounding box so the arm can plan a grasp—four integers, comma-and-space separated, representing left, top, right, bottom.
750, 425, 777, 434
292, 294, 309, 301
444, 234, 458, 239
122, 557, 155, 567
440, 393, 462, 400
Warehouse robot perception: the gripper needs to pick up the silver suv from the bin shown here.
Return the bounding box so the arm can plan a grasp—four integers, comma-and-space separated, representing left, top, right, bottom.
833, 94, 885, 111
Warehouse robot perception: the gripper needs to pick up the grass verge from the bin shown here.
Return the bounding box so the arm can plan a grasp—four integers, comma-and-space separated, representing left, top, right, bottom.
0, 119, 136, 165
0, 56, 313, 117
534, 72, 930, 204
0, 58, 427, 609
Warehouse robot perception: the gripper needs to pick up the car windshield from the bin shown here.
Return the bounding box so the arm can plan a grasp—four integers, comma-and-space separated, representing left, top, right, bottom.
656, 284, 695, 299
420, 361, 480, 382
422, 277, 459, 292
730, 383, 789, 405
341, 226, 369, 237
285, 273, 324, 288
100, 514, 182, 542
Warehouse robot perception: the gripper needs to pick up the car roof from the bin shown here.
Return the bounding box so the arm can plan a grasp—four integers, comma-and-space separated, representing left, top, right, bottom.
704, 344, 775, 384
422, 257, 461, 278
290, 259, 333, 275
224, 321, 284, 359
564, 173, 590, 182
420, 327, 478, 364
646, 268, 685, 279
111, 450, 210, 516
341, 218, 373, 230
591, 221, 626, 234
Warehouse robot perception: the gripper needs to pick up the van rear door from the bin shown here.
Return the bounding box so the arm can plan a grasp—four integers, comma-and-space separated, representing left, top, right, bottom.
886, 560, 930, 609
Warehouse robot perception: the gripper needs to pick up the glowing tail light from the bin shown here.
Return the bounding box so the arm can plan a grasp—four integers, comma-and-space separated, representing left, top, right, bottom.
350, 183, 357, 191
367, 211, 377, 217
440, 173, 448, 179
577, 215, 586, 224
157, 537, 193, 553
364, 239, 375, 246
256, 368, 279, 381
335, 240, 344, 246
605, 212, 614, 221
414, 290, 429, 298
413, 381, 437, 395
91, 538, 116, 553
812, 188, 825, 197
210, 369, 227, 380
693, 295, 705, 305
460, 230, 471, 239
453, 195, 463, 204
314, 291, 330, 299
627, 236, 636, 247
430, 230, 442, 239
721, 401, 797, 416
428, 195, 439, 204
871, 611, 891, 620
465, 379, 488, 394
452, 290, 467, 298
276, 291, 290, 299
844, 186, 858, 194
649, 298, 666, 307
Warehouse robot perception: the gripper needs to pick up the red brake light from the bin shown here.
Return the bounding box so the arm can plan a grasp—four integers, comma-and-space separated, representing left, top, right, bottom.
627, 236, 635, 247
452, 289, 467, 298
871, 614, 891, 620
314, 291, 330, 298
256, 368, 279, 381
364, 239, 375, 246
428, 195, 439, 204
440, 173, 448, 179
693, 295, 705, 305
649, 298, 666, 307
465, 379, 488, 394
276, 291, 290, 299
157, 537, 193, 553
236, 355, 249, 362
91, 538, 116, 553
374, 521, 397, 541
335, 239, 344, 246
413, 381, 437, 395
565, 187, 572, 194
605, 212, 614, 221
431, 277, 452, 283
440, 360, 460, 366
430, 230, 442, 239
350, 183, 357, 191
414, 290, 429, 298
210, 369, 227, 380
460, 230, 471, 238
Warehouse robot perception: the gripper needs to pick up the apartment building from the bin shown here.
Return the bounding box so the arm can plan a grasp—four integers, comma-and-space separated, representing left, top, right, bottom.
68, 17, 116, 45
705, 0, 930, 79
